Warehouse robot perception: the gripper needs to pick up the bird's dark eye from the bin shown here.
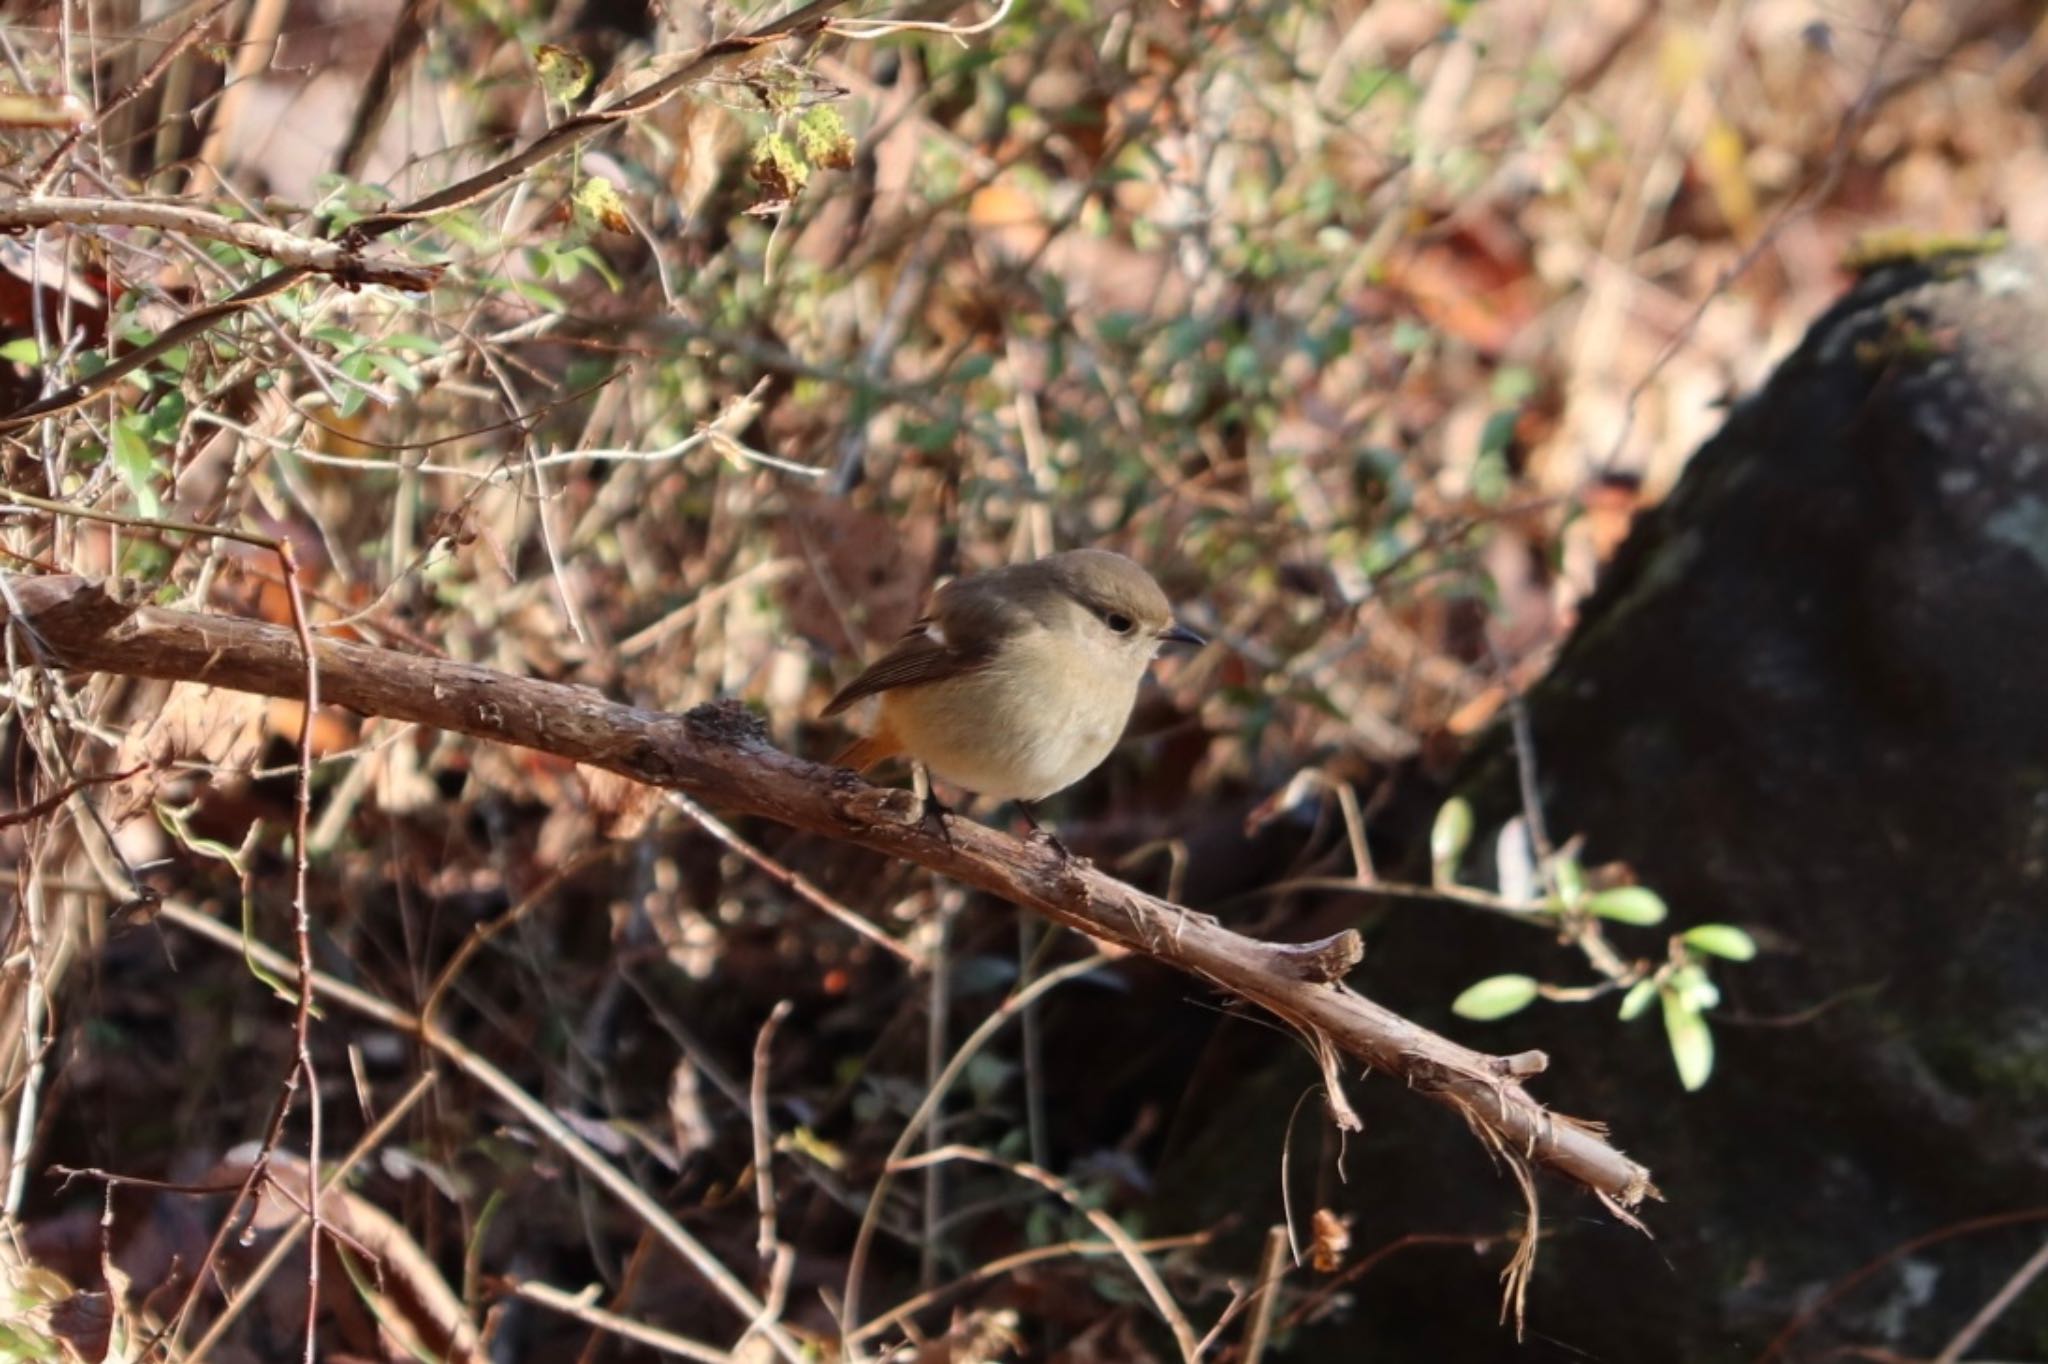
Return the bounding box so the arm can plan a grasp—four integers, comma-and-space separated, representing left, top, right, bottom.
1105, 612, 1135, 634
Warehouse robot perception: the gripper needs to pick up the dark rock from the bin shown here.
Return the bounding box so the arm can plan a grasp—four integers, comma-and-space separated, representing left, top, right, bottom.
1155, 245, 2048, 1361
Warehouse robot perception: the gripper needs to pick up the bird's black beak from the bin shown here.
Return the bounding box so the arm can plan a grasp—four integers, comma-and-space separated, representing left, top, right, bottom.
1159, 622, 1205, 648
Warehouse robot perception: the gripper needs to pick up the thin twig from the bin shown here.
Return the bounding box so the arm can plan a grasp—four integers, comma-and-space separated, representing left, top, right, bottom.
277, 540, 326, 1364
667, 792, 924, 967
828, 0, 1014, 42
183, 1073, 444, 1360
1599, 0, 1917, 472
1277, 1231, 1520, 1333
847, 1230, 1215, 1346
893, 1144, 1201, 1362
737, 1244, 795, 1356
0, 485, 283, 550
842, 954, 1112, 1348
0, 765, 144, 833
1755, 1208, 2048, 1364
750, 1000, 793, 1261
2, 873, 48, 1217
0, 197, 444, 289
156, 901, 812, 1364
508, 1280, 736, 1364
140, 531, 326, 1361
1237, 1226, 1292, 1364
1932, 1235, 2048, 1364
333, 0, 441, 181
0, 0, 862, 431
619, 558, 799, 659
420, 845, 618, 1027
25, 0, 234, 193
189, 0, 290, 196
920, 895, 954, 1294
1017, 916, 1050, 1171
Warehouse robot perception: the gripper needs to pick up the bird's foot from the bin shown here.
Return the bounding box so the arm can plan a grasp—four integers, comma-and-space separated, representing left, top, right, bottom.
1017, 802, 1080, 863
909, 762, 954, 846
916, 790, 956, 846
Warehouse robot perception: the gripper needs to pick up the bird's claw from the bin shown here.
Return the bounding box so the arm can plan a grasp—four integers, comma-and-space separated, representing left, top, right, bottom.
1018, 803, 1082, 864
1030, 826, 1077, 861
916, 793, 955, 846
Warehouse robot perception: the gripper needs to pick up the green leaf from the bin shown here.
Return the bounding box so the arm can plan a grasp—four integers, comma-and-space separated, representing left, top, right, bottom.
1662, 991, 1715, 1091
144, 389, 188, 443
1223, 342, 1262, 390
1670, 963, 1720, 1012
1390, 317, 1433, 355
562, 243, 621, 291
901, 417, 962, 453
336, 353, 377, 418
364, 349, 422, 393
1682, 923, 1757, 961
1452, 974, 1540, 1021
1586, 885, 1667, 925
111, 412, 162, 517
1618, 978, 1657, 1021
434, 211, 493, 250
572, 176, 631, 236
1551, 853, 1585, 909
383, 332, 445, 356
795, 104, 855, 170
1430, 797, 1473, 878
0, 1319, 61, 1358
749, 130, 808, 201
949, 354, 996, 383
1491, 365, 1539, 404
119, 537, 173, 581
1477, 407, 1518, 460
0, 337, 42, 364
535, 43, 593, 102
511, 276, 568, 311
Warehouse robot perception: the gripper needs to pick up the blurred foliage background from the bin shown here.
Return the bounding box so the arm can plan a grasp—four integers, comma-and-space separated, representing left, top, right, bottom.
0, 0, 2042, 1358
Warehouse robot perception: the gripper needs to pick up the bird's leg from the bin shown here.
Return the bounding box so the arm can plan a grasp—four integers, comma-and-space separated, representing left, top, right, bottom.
1016, 801, 1075, 861
912, 761, 954, 846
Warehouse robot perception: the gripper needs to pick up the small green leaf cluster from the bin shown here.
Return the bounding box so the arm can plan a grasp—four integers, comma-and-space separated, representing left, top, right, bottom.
749, 106, 856, 209
1433, 797, 1756, 1091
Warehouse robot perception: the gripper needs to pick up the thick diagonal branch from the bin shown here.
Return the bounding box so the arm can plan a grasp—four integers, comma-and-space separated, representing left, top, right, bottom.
2, 574, 1656, 1210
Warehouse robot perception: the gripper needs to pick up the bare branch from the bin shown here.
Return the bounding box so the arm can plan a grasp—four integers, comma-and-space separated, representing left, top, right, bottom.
0, 197, 445, 290
843, 953, 1114, 1342
0, 0, 860, 431
1933, 1235, 2048, 1364
0, 575, 1658, 1212
183, 1074, 450, 1360
508, 1280, 736, 1364
893, 1144, 1199, 1360
750, 999, 793, 1261
828, 0, 1015, 42
155, 900, 809, 1364
25, 0, 234, 193
846, 1229, 1216, 1347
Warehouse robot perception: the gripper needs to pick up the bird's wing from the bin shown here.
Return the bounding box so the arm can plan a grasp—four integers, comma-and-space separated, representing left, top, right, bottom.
820, 580, 1015, 715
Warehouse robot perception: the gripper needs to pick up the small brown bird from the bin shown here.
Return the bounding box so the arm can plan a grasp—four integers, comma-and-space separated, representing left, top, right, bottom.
823, 549, 1202, 819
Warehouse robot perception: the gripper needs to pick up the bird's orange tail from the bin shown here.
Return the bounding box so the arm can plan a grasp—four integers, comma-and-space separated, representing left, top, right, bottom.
834, 730, 904, 773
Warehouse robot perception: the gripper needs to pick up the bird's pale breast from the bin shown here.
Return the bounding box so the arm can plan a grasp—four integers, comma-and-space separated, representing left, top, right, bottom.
879, 626, 1143, 801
